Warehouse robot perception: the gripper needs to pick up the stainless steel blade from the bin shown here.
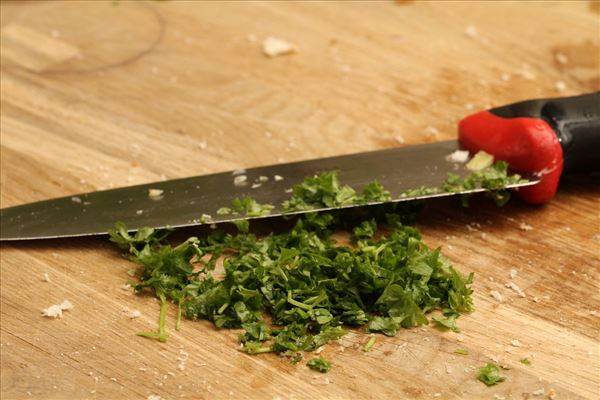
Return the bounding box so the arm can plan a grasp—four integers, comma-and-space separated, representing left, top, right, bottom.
0, 140, 539, 240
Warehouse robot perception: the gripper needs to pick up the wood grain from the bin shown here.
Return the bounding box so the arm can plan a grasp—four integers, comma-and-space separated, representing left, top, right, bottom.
1, 1, 599, 399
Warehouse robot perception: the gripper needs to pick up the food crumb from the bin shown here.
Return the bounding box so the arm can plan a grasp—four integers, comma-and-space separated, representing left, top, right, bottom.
274, 175, 284, 181
262, 36, 297, 57
548, 388, 556, 399
490, 290, 504, 302
148, 189, 164, 201
464, 25, 478, 38
71, 196, 82, 204
532, 388, 545, 396
147, 395, 162, 400
127, 310, 142, 319
258, 176, 269, 182
251, 183, 262, 189
555, 81, 566, 92
505, 282, 526, 298
519, 222, 533, 231
509, 268, 518, 279
555, 53, 568, 65
42, 272, 50, 283
234, 175, 247, 187
136, 209, 143, 215
42, 300, 74, 318
510, 339, 521, 347
446, 150, 470, 163
121, 283, 132, 291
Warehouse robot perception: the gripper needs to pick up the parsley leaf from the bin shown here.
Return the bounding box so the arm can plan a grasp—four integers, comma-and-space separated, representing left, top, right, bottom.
478, 363, 506, 386
307, 356, 331, 373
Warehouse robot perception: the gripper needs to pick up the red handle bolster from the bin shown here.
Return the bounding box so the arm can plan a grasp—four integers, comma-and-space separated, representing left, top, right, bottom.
458, 111, 563, 204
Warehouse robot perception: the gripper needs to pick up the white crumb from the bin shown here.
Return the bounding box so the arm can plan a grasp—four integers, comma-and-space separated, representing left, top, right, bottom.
589, 310, 598, 316
509, 268, 518, 279
555, 80, 567, 92
456, 334, 465, 342
71, 196, 82, 204
127, 310, 142, 319
506, 282, 526, 298
136, 209, 143, 215
232, 169, 246, 176
148, 189, 164, 201
284, 188, 293, 194
490, 290, 504, 302
233, 175, 247, 187
198, 140, 208, 150
394, 135, 405, 144
500, 73, 511, 82
531, 388, 545, 396
258, 176, 269, 182
464, 25, 478, 38
446, 150, 470, 163
493, 395, 506, 400
433, 394, 441, 398
178, 349, 189, 371
555, 53, 568, 65
510, 339, 521, 347
423, 126, 439, 137
42, 272, 50, 283
147, 395, 162, 400
263, 37, 297, 57
274, 175, 284, 181
251, 183, 262, 189
519, 222, 533, 231
42, 300, 74, 319
121, 284, 132, 290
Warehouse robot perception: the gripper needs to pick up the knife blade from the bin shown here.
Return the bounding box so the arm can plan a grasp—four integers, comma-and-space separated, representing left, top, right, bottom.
0, 139, 538, 241
4, 92, 598, 241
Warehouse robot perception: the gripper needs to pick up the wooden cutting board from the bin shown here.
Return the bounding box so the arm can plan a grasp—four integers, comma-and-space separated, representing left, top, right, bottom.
1, 1, 598, 399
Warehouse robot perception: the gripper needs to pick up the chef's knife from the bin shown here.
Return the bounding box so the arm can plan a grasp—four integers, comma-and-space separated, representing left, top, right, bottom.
1, 93, 598, 241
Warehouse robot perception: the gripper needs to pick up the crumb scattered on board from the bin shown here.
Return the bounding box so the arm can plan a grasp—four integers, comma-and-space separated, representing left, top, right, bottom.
506, 281, 526, 298
42, 272, 50, 282
42, 300, 74, 318
148, 189, 164, 201
519, 222, 533, 231
263, 36, 297, 57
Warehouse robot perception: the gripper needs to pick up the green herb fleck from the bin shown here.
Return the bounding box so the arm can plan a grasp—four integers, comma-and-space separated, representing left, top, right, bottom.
520, 357, 531, 366
230, 196, 274, 217
454, 348, 469, 356
363, 336, 376, 352
432, 312, 460, 332
307, 356, 331, 373
478, 363, 506, 386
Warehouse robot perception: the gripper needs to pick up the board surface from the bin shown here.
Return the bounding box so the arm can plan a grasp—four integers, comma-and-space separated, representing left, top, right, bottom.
1, 1, 599, 399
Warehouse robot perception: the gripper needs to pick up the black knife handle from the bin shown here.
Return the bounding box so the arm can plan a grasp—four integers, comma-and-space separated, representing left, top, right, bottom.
489, 92, 600, 174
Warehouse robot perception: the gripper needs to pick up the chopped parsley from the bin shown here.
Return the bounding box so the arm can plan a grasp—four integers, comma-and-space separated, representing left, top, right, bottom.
216, 197, 274, 217
520, 357, 532, 366
307, 356, 331, 373
454, 348, 469, 356
442, 161, 526, 206
432, 312, 460, 332
478, 363, 506, 386
363, 336, 376, 352
109, 171, 484, 371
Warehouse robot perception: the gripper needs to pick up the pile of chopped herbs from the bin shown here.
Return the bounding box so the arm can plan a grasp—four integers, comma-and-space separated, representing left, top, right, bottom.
110, 162, 522, 371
